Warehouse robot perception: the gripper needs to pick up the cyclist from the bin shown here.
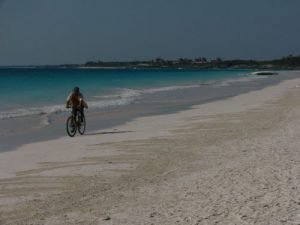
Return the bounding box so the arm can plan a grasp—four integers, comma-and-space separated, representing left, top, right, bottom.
66, 87, 88, 121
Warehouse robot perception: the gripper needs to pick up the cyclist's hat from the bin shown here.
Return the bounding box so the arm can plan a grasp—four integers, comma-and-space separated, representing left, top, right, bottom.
73, 86, 80, 92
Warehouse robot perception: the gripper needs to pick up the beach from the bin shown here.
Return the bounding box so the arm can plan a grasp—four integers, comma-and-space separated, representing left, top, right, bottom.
1, 71, 300, 224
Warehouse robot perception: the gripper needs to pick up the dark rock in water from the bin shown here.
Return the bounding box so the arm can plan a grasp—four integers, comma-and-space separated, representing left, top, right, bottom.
253, 71, 278, 76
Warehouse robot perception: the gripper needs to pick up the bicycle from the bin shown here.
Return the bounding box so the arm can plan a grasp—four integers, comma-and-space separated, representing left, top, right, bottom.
66, 108, 86, 137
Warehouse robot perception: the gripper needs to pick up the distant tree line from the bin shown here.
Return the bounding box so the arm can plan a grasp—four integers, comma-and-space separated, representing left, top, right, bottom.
60, 55, 300, 69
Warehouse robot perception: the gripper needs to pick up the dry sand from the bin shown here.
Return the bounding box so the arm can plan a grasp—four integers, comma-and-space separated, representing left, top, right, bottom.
1, 74, 300, 224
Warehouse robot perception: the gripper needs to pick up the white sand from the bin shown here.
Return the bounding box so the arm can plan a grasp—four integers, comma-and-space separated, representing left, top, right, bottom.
1, 74, 300, 224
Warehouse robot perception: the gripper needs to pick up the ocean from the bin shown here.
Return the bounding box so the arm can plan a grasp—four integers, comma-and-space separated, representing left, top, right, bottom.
0, 68, 259, 120
2, 68, 298, 151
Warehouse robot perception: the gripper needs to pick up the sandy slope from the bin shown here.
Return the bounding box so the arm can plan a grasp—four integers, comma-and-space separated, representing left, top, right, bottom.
1, 75, 300, 224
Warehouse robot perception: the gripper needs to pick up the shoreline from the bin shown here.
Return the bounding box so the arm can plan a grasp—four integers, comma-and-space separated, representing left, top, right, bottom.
0, 71, 298, 152
1, 73, 300, 223
0, 73, 300, 179
0, 73, 299, 179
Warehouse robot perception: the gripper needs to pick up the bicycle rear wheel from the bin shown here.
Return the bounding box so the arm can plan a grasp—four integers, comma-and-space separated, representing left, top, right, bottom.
77, 113, 86, 135
66, 116, 77, 137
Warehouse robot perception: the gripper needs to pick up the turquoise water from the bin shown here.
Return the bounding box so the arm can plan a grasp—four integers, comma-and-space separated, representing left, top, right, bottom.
0, 68, 255, 119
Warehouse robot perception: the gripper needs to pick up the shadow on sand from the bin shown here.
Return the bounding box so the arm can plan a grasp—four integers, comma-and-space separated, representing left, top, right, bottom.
85, 130, 134, 136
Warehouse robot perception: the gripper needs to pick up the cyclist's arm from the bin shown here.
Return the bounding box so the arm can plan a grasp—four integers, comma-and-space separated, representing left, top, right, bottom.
66, 93, 71, 108
79, 93, 88, 109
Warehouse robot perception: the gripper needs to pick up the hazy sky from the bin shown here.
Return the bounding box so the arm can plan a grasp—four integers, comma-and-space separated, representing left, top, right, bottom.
0, 0, 299, 65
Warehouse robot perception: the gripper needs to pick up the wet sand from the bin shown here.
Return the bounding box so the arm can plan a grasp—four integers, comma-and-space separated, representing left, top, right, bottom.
1, 72, 300, 224
0, 71, 297, 152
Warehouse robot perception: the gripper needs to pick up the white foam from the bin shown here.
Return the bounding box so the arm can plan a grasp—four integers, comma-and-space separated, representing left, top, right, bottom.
0, 92, 139, 121
0, 104, 68, 120
88, 96, 137, 109
141, 84, 200, 94
41, 115, 51, 126
214, 74, 267, 87
93, 88, 141, 99
0, 75, 262, 121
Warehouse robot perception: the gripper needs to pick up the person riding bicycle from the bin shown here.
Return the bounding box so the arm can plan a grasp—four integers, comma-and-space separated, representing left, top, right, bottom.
66, 87, 88, 121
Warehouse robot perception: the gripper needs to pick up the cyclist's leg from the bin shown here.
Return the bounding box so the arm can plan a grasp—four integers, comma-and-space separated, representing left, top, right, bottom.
72, 106, 78, 118
79, 107, 84, 122
71, 107, 78, 131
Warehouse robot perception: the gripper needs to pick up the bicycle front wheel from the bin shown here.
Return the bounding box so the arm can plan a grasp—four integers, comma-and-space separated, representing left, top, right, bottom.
66, 116, 77, 137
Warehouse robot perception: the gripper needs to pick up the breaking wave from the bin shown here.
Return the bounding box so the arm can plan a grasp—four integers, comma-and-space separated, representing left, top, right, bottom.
0, 73, 261, 120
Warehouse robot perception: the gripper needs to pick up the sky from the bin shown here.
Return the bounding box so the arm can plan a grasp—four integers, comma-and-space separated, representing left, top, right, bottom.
0, 0, 299, 66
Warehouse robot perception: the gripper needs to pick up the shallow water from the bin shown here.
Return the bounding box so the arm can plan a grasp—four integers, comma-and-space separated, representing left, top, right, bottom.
0, 69, 298, 152
0, 68, 256, 119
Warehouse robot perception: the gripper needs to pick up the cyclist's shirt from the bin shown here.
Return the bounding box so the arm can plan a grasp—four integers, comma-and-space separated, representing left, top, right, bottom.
67, 92, 84, 107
